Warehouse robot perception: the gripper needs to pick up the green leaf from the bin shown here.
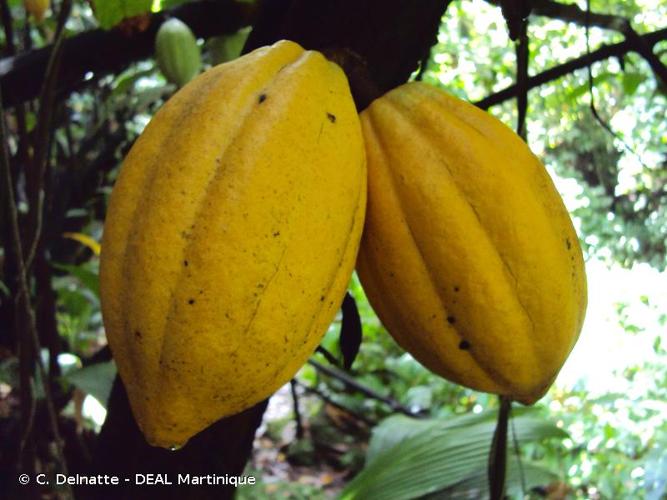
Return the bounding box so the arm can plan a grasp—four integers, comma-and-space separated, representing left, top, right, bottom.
208, 27, 251, 65
428, 461, 559, 498
112, 67, 157, 98
64, 362, 117, 408
342, 412, 567, 500
622, 72, 646, 96
52, 262, 100, 298
92, 0, 153, 30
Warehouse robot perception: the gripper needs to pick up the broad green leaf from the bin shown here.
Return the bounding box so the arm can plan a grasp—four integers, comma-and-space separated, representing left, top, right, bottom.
365, 407, 544, 466
64, 362, 116, 408
342, 412, 567, 500
92, 0, 152, 30
426, 461, 559, 498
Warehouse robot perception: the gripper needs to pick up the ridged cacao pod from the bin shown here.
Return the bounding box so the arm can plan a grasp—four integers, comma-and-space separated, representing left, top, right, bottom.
155, 18, 201, 87
100, 40, 366, 448
357, 82, 587, 404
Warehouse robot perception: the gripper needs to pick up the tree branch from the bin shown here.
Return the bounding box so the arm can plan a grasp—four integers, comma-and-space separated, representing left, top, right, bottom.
475, 27, 667, 109
531, 0, 667, 87
0, 0, 257, 109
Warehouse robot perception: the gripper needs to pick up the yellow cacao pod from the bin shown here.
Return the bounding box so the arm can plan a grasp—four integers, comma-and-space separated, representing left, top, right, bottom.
99, 40, 366, 448
357, 82, 586, 404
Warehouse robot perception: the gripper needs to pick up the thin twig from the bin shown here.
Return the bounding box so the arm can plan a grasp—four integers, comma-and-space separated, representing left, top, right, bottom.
315, 345, 340, 367
290, 379, 304, 439
584, 0, 647, 169
308, 359, 419, 417
0, 88, 71, 488
294, 380, 375, 426
24, 0, 72, 271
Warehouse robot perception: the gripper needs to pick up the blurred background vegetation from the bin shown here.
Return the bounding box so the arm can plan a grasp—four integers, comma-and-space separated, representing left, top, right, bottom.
1, 0, 666, 498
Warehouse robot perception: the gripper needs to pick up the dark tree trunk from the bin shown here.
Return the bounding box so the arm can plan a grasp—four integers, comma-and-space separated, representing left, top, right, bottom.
81, 377, 268, 500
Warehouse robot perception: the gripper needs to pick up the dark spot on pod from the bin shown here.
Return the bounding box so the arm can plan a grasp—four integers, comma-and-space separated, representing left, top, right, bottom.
258, 93, 267, 103
326, 112, 336, 123
459, 340, 471, 350
566, 238, 572, 250
273, 231, 280, 237
320, 296, 325, 302
183, 260, 189, 267
188, 299, 195, 305
454, 286, 460, 292
134, 330, 142, 339
389, 272, 395, 278
447, 315, 456, 324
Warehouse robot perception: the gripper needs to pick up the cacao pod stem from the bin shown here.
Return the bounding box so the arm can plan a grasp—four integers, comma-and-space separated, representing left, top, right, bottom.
488, 396, 512, 500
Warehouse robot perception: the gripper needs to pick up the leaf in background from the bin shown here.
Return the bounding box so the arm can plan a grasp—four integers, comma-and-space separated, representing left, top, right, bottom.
208, 27, 252, 65
52, 261, 100, 298
63, 231, 101, 256
342, 411, 568, 500
64, 361, 117, 409
622, 72, 646, 96
111, 67, 157, 98
428, 461, 559, 499
160, 0, 191, 9
365, 410, 503, 466
644, 441, 667, 500
404, 385, 433, 413
91, 0, 152, 30
340, 292, 362, 370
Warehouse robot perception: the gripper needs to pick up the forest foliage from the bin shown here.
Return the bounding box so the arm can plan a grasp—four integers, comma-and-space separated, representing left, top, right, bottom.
1, 0, 666, 498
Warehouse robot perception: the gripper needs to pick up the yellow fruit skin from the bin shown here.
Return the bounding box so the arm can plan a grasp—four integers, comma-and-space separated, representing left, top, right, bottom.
99, 40, 366, 448
357, 82, 586, 404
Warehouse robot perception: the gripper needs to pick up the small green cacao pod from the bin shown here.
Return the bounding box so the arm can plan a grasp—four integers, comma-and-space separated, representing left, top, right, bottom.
155, 18, 201, 87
